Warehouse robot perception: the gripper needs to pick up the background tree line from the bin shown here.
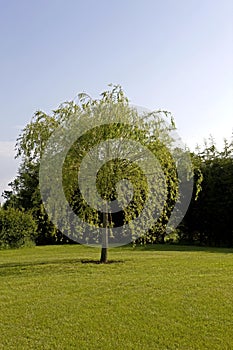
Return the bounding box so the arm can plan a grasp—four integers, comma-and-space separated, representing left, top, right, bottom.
179, 137, 233, 247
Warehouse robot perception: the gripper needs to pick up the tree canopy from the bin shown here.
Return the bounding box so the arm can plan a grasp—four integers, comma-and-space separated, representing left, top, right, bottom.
3, 85, 196, 261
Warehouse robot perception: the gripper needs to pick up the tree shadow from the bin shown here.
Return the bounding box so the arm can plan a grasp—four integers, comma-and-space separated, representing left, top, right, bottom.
126, 244, 233, 254
81, 259, 124, 264
0, 257, 125, 270
0, 258, 83, 269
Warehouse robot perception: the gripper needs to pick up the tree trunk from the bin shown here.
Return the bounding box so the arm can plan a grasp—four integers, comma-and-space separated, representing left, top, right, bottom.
100, 209, 108, 263
100, 246, 108, 263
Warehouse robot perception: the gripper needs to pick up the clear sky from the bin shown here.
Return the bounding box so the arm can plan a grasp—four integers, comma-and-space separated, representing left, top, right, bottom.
0, 0, 232, 201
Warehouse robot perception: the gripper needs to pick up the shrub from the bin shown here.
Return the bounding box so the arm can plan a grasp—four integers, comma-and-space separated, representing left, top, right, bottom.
0, 208, 37, 249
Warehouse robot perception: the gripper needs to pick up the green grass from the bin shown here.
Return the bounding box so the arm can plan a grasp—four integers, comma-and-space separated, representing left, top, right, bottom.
0, 244, 233, 350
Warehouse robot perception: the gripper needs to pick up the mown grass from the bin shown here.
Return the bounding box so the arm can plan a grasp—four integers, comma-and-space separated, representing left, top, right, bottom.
0, 244, 233, 350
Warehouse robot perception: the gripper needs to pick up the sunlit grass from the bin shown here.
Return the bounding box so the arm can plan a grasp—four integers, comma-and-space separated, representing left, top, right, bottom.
0, 244, 232, 349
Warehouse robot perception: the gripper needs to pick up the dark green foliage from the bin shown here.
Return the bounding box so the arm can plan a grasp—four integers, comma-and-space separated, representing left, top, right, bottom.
180, 137, 233, 247
3, 163, 59, 245
0, 207, 37, 248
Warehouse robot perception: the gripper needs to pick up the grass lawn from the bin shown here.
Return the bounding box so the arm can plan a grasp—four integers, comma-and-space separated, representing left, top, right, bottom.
0, 244, 232, 350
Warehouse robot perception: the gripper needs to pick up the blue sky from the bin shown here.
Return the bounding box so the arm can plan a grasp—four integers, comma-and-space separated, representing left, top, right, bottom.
0, 0, 232, 201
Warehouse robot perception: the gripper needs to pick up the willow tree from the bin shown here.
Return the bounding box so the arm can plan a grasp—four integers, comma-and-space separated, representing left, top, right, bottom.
9, 85, 193, 262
